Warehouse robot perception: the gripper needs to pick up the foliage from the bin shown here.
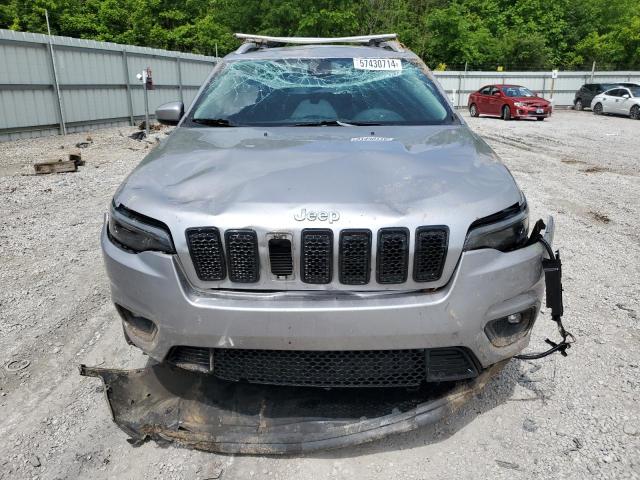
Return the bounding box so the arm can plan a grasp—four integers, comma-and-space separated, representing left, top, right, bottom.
0, 0, 638, 70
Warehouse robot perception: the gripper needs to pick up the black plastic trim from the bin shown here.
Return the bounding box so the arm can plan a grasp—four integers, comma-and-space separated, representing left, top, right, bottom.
185, 227, 227, 281
413, 226, 449, 282
376, 227, 410, 284
301, 229, 333, 284
339, 229, 372, 285
224, 229, 260, 283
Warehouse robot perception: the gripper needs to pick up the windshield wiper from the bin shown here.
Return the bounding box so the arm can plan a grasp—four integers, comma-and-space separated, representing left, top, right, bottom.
294, 120, 348, 127
192, 118, 237, 127
294, 119, 383, 127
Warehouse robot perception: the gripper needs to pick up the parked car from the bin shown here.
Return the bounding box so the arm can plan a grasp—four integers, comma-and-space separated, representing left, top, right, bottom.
468, 84, 551, 121
591, 86, 640, 119
103, 33, 559, 389
574, 82, 640, 111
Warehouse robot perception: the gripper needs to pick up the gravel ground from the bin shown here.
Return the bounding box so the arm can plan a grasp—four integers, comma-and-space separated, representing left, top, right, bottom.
0, 111, 638, 479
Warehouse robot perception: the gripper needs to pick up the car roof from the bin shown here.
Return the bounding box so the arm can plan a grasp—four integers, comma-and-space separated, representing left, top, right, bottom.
223, 44, 420, 61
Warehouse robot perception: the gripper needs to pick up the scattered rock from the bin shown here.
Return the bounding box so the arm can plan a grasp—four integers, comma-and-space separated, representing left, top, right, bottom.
623, 422, 638, 436
523, 418, 538, 432
28, 455, 41, 467
589, 211, 611, 224
495, 460, 520, 470
129, 131, 146, 141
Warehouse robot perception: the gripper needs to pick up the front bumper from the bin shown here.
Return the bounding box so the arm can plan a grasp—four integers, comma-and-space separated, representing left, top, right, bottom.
101, 218, 554, 369
514, 106, 551, 118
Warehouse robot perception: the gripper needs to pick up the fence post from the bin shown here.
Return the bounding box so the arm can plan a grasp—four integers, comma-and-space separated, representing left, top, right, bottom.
176, 57, 184, 103
121, 50, 135, 126
456, 72, 462, 108
45, 10, 66, 135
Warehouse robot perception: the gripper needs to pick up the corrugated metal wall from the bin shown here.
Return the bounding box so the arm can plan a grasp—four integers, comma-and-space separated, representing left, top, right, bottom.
0, 29, 218, 141
2, 28, 640, 141
433, 71, 640, 108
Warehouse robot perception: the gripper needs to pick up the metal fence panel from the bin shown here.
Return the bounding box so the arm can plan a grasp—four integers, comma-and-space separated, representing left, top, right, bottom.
0, 28, 217, 141
0, 42, 52, 84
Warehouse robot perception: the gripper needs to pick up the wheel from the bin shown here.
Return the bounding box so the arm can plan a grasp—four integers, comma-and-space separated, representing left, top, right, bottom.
469, 103, 479, 117
536, 117, 545, 121
593, 102, 603, 115
574, 99, 583, 111
630, 105, 640, 120
502, 105, 511, 121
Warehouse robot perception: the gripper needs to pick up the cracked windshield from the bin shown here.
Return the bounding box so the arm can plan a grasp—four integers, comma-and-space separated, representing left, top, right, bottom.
190, 58, 451, 126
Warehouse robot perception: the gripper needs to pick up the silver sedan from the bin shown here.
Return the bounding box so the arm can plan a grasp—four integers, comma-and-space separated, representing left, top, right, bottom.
591, 86, 640, 119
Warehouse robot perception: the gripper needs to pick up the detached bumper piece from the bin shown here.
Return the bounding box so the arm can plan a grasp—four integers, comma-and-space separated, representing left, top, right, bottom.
166, 346, 480, 387
79, 361, 505, 454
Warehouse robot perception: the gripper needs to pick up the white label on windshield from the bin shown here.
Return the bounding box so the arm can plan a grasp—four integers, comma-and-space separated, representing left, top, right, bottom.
353, 58, 402, 71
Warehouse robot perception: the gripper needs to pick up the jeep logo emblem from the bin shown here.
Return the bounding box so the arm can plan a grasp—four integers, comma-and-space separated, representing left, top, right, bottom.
294, 208, 340, 223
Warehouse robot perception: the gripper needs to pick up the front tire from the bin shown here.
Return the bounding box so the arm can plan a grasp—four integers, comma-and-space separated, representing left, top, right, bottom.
630, 105, 640, 120
502, 105, 511, 121
593, 102, 603, 115
574, 99, 583, 111
469, 103, 479, 117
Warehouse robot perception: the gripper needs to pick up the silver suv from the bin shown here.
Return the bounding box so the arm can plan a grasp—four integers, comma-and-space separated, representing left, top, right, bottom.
102, 34, 555, 388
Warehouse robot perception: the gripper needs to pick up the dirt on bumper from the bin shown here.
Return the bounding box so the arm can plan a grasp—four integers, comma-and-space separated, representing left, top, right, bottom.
80, 360, 507, 454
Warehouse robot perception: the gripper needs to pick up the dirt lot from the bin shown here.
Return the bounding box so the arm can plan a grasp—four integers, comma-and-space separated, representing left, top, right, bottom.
0, 110, 639, 480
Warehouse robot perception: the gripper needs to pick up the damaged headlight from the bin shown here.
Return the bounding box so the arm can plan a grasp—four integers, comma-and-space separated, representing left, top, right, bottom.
464, 198, 529, 252
108, 202, 175, 254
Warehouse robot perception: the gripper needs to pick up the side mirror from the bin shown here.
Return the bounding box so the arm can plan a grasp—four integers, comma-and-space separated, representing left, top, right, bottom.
156, 101, 184, 125
533, 91, 540, 97
622, 94, 630, 99
493, 91, 502, 97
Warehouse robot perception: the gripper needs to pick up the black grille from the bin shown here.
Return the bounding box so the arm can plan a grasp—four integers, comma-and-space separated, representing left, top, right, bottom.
213, 348, 427, 387
426, 348, 478, 382
376, 228, 409, 284
167, 346, 210, 373
225, 230, 260, 283
413, 227, 448, 282
269, 238, 293, 277
167, 346, 480, 386
339, 230, 372, 285
185, 228, 226, 281
301, 229, 333, 284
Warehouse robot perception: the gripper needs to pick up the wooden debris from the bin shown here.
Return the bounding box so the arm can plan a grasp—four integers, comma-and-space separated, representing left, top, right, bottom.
34, 159, 77, 175
34, 152, 83, 175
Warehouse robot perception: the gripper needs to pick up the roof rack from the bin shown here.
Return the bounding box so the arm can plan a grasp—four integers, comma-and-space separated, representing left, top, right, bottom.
233, 33, 404, 54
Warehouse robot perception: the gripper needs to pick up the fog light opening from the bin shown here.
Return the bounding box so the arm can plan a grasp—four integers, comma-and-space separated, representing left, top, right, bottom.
115, 304, 158, 341
485, 307, 537, 347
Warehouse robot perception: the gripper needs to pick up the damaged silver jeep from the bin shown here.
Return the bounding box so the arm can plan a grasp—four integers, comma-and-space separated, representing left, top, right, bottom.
84, 34, 570, 453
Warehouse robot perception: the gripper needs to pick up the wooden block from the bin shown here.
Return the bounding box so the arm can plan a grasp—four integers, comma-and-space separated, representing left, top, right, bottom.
69, 152, 84, 166
34, 160, 78, 175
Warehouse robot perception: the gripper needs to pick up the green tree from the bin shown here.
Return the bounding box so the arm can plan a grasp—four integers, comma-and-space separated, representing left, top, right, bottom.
0, 0, 638, 69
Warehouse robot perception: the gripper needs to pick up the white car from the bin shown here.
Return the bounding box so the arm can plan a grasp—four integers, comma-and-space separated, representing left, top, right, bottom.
591, 86, 640, 119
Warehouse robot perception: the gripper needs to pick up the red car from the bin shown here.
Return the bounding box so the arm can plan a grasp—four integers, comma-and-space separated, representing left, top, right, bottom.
468, 84, 552, 121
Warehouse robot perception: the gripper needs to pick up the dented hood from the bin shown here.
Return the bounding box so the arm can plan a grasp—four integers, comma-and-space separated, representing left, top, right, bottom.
116, 125, 519, 218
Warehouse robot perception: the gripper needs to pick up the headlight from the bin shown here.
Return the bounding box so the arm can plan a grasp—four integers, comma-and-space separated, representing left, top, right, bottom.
108, 202, 175, 254
514, 102, 526, 107
464, 199, 529, 252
